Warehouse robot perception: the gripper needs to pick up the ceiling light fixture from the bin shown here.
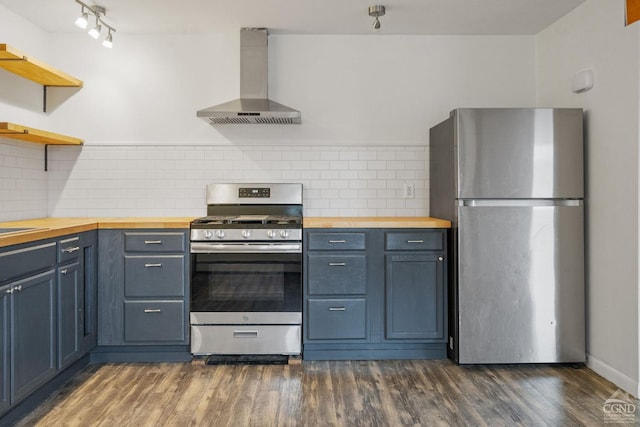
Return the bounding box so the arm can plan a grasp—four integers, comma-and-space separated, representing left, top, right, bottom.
368, 5, 386, 30
75, 6, 89, 29
102, 30, 113, 48
74, 0, 116, 48
88, 15, 102, 39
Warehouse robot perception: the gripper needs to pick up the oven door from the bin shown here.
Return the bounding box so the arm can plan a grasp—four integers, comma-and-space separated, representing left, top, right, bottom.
190, 242, 302, 325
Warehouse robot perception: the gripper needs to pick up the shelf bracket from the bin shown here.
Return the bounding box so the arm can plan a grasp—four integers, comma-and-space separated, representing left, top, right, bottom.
44, 144, 49, 171
43, 86, 47, 113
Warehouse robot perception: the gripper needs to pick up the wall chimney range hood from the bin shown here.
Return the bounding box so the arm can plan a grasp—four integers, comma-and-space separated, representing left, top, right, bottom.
197, 28, 301, 125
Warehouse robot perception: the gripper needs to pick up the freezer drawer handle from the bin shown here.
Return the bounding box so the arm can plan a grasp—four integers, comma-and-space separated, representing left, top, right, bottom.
407, 240, 424, 243
329, 307, 346, 311
144, 263, 163, 268
233, 331, 259, 338
328, 262, 347, 267
144, 240, 163, 245
144, 308, 162, 313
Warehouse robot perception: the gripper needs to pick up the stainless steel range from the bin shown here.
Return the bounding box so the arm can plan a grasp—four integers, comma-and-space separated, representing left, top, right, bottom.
189, 183, 302, 356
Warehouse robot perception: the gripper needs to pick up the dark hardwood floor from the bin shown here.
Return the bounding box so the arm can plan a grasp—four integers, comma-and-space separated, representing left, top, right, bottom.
13, 360, 636, 426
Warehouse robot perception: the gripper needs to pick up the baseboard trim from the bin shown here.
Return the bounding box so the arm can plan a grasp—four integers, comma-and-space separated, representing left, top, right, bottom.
587, 353, 639, 398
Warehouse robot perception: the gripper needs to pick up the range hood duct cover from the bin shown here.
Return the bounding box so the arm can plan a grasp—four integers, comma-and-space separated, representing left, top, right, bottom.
197, 28, 301, 125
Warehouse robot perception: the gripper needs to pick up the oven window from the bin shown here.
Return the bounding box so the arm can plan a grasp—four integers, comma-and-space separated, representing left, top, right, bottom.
191, 252, 301, 312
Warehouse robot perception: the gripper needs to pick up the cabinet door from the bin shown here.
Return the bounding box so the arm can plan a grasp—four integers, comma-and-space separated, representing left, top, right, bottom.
0, 286, 10, 416
79, 232, 98, 354
58, 262, 81, 369
11, 270, 56, 402
385, 254, 444, 340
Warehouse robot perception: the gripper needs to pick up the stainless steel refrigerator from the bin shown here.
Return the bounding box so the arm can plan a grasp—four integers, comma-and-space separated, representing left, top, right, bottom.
430, 108, 585, 364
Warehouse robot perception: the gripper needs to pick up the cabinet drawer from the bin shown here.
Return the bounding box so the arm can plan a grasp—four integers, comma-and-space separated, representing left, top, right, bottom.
307, 233, 366, 251
124, 256, 185, 297
385, 231, 444, 251
0, 242, 56, 283
307, 254, 366, 295
58, 236, 80, 263
124, 301, 185, 342
124, 233, 185, 253
307, 298, 366, 340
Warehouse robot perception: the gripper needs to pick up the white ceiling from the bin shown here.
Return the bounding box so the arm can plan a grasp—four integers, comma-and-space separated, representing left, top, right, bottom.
0, 0, 585, 35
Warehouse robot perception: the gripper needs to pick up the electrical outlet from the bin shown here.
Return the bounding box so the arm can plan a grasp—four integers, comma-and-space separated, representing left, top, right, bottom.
403, 183, 415, 198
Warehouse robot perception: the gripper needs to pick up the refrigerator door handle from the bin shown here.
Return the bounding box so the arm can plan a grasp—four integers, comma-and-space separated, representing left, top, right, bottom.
458, 199, 582, 207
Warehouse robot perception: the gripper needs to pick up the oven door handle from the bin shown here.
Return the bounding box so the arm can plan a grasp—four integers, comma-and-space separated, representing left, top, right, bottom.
190, 242, 302, 254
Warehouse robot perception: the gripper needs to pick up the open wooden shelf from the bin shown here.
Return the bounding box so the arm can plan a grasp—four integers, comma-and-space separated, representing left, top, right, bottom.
0, 122, 83, 145
0, 44, 83, 87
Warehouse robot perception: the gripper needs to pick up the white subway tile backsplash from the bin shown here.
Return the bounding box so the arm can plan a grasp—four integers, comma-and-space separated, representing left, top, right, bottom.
0, 141, 48, 222
1, 144, 429, 219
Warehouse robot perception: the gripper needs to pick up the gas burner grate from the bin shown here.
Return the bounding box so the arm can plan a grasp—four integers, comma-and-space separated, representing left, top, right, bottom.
192, 215, 301, 226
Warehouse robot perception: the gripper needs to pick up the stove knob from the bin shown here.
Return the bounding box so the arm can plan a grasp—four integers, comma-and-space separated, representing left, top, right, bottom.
279, 230, 289, 239
267, 230, 277, 239
203, 230, 214, 240
242, 230, 252, 239
215, 230, 226, 239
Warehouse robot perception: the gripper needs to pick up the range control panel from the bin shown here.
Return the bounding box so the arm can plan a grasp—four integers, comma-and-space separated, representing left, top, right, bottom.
239, 187, 271, 198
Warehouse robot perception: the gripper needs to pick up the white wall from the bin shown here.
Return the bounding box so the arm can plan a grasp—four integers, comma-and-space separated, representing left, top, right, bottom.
0, 12, 537, 220
45, 33, 535, 146
536, 0, 639, 395
0, 5, 55, 221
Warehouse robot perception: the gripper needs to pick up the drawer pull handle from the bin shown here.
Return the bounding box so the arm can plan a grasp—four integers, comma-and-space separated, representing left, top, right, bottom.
144, 308, 162, 313
328, 262, 347, 267
328, 240, 346, 244
144, 263, 163, 268
62, 246, 80, 253
329, 307, 346, 311
144, 240, 163, 245
233, 331, 259, 338
407, 240, 424, 243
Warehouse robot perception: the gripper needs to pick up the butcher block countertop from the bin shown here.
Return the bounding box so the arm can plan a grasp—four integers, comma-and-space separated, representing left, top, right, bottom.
0, 216, 450, 248
303, 217, 451, 229
0, 217, 194, 248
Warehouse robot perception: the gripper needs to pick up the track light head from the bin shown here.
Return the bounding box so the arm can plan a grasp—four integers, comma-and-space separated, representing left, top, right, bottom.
75, 9, 88, 29
102, 31, 113, 48
88, 23, 102, 39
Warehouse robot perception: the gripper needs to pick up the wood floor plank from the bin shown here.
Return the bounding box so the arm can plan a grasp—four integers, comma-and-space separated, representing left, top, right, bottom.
11, 360, 634, 427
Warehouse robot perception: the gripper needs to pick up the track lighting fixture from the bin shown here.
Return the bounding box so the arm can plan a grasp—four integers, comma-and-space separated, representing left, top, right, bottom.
368, 5, 386, 30
74, 0, 116, 48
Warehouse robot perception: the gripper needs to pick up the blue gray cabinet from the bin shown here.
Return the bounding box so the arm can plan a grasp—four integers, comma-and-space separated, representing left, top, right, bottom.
305, 231, 369, 344
0, 281, 10, 415
11, 270, 57, 403
0, 241, 56, 416
57, 261, 80, 369
0, 231, 97, 419
78, 231, 98, 356
97, 230, 189, 354
304, 228, 447, 360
